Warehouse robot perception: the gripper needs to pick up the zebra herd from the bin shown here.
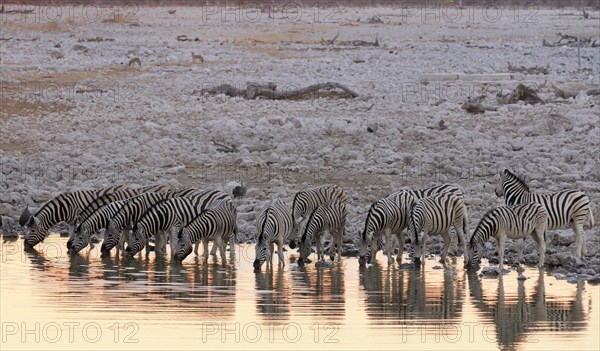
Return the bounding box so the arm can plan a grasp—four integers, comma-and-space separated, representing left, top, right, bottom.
18, 169, 595, 271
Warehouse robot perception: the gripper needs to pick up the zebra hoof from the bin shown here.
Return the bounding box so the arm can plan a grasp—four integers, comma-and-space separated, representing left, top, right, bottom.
289, 241, 297, 249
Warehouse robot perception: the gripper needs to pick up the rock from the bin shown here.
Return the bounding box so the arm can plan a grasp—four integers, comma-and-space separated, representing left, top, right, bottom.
566, 277, 578, 284
50, 51, 64, 59
72, 44, 89, 53
587, 275, 600, 284
546, 253, 584, 269
481, 266, 501, 277
366, 124, 378, 133
0, 203, 13, 216
432, 265, 443, 270
315, 261, 333, 268
550, 232, 575, 246
341, 243, 358, 257
517, 274, 527, 280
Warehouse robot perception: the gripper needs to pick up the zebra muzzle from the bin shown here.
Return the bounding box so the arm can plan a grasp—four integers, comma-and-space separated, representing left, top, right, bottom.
253, 259, 261, 270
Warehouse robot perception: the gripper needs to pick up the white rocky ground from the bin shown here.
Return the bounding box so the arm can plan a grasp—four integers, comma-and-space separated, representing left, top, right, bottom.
0, 5, 598, 279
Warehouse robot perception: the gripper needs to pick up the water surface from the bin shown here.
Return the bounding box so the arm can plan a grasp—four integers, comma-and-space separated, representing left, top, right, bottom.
1, 236, 598, 350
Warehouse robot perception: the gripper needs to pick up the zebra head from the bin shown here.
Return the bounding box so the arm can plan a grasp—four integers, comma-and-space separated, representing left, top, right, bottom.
125, 226, 147, 256
100, 221, 119, 253
174, 228, 193, 261
70, 226, 89, 254
24, 216, 44, 248
465, 243, 481, 268
288, 221, 302, 249
494, 170, 508, 197
254, 239, 268, 270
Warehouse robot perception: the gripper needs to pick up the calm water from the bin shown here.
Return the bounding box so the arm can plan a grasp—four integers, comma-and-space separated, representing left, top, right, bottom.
1, 235, 598, 351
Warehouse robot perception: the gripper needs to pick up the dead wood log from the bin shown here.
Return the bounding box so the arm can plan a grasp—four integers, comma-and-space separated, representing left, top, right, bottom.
508, 62, 549, 75
461, 95, 496, 114
551, 84, 577, 99
321, 31, 339, 45
543, 32, 598, 48
586, 88, 600, 96
501, 83, 544, 105
321, 32, 379, 47
197, 82, 358, 100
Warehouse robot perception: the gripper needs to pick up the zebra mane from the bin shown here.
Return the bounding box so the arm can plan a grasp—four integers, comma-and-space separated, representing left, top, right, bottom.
258, 207, 271, 243
504, 169, 529, 192
362, 201, 378, 241
34, 192, 68, 218
469, 208, 497, 249
291, 191, 302, 223
301, 206, 320, 242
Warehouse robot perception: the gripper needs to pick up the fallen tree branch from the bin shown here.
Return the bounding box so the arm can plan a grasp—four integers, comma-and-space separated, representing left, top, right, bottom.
196, 82, 358, 100
321, 32, 379, 47
508, 62, 549, 75
78, 37, 115, 42
500, 83, 544, 104
321, 31, 339, 45
542, 32, 600, 48
211, 137, 237, 153
551, 84, 577, 99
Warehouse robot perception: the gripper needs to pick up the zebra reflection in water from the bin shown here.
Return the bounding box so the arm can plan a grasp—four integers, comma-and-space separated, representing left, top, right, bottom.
254, 266, 291, 320
291, 264, 345, 321
359, 263, 465, 321
467, 270, 589, 350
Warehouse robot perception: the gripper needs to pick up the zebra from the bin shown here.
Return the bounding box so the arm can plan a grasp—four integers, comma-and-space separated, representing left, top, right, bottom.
253, 199, 293, 270
290, 185, 347, 249
173, 199, 238, 263
68, 187, 141, 250
100, 188, 210, 254
409, 192, 468, 264
298, 199, 346, 265
126, 193, 230, 257
358, 191, 417, 266
23, 185, 130, 248
495, 169, 595, 258
361, 184, 463, 264
70, 200, 128, 254
466, 202, 549, 270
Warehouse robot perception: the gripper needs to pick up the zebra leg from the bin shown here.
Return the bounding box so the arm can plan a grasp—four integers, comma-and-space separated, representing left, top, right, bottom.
396, 231, 404, 264
440, 232, 451, 263
516, 238, 525, 264
277, 239, 285, 267
269, 243, 274, 266
217, 237, 226, 264
210, 239, 219, 256
203, 239, 210, 264
532, 227, 546, 268
455, 224, 468, 263
498, 234, 506, 271
336, 230, 343, 263
571, 222, 586, 259
384, 230, 394, 266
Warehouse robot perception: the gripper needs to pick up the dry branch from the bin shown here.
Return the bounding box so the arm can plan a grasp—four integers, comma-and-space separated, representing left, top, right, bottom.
508, 62, 549, 75
196, 82, 358, 100
78, 37, 115, 42
501, 83, 544, 105
321, 32, 379, 47
542, 32, 600, 48
461, 95, 496, 114
551, 84, 577, 99
211, 137, 237, 153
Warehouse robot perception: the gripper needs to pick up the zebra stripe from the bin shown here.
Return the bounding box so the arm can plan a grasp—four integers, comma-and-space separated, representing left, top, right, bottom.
467, 202, 548, 270
126, 191, 231, 257
24, 184, 130, 248
298, 199, 346, 265
363, 184, 463, 264
100, 188, 208, 253
174, 199, 237, 263
254, 199, 293, 269
71, 200, 128, 253
495, 169, 595, 258
290, 185, 347, 249
409, 192, 468, 264
359, 191, 416, 266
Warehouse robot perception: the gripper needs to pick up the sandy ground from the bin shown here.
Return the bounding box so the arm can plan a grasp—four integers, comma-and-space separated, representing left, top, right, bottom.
0, 4, 598, 278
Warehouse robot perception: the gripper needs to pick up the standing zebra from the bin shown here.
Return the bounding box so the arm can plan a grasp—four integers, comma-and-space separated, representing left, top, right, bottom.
290, 185, 347, 249
495, 169, 595, 258
361, 184, 463, 264
70, 200, 128, 254
23, 185, 130, 248
254, 199, 293, 270
466, 202, 548, 270
126, 194, 230, 257
173, 199, 238, 263
409, 192, 468, 264
358, 191, 417, 266
100, 188, 211, 254
298, 199, 347, 265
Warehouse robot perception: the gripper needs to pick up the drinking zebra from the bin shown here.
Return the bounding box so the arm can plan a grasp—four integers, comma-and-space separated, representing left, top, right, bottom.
126, 193, 230, 257
298, 199, 346, 265
495, 169, 594, 258
173, 199, 238, 263
23, 185, 130, 248
358, 191, 416, 266
254, 199, 293, 270
290, 185, 347, 249
466, 202, 548, 270
100, 188, 210, 254
409, 192, 468, 264
70, 200, 128, 254
360, 184, 463, 264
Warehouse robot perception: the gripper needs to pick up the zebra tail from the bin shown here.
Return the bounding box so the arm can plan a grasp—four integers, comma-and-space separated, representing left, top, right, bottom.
589, 207, 595, 228
461, 205, 469, 245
